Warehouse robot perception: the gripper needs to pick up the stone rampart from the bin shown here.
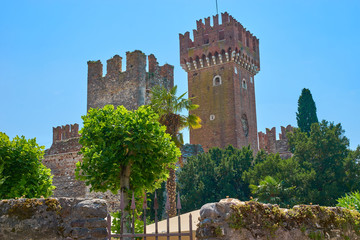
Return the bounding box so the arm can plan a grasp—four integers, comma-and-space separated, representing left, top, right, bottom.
197, 198, 360, 240
43, 152, 85, 198
87, 50, 174, 111
258, 125, 293, 159
0, 198, 108, 240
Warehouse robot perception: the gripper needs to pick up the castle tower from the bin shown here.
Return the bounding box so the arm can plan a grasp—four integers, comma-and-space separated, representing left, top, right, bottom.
87, 50, 174, 111
179, 12, 260, 152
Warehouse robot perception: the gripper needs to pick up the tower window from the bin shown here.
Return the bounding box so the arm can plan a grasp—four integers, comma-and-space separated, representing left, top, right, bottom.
242, 78, 247, 89
219, 30, 225, 40
250, 76, 253, 83
204, 34, 209, 44
234, 67, 238, 74
213, 75, 222, 86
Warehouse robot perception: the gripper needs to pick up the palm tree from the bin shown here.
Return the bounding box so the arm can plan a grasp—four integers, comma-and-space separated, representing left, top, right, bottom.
250, 176, 295, 206
150, 85, 201, 217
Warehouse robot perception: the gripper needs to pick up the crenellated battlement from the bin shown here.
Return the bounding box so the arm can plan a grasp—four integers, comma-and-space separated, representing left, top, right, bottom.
87, 50, 174, 111
179, 12, 260, 74
258, 125, 294, 158
87, 51, 173, 79
52, 124, 80, 143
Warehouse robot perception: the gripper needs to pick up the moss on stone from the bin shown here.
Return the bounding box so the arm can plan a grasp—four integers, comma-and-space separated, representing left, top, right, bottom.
7, 199, 43, 220
228, 201, 360, 239
45, 198, 61, 214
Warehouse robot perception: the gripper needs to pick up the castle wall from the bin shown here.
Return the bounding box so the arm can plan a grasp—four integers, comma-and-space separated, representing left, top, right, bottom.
44, 51, 175, 212
180, 12, 259, 152
258, 125, 293, 158
43, 124, 85, 198
87, 50, 174, 111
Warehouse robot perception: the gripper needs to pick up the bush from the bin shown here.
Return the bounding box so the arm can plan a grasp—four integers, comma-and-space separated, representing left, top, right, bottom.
337, 191, 360, 212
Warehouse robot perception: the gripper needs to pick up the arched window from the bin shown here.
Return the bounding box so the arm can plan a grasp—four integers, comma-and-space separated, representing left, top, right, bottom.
242, 78, 247, 89
213, 75, 222, 86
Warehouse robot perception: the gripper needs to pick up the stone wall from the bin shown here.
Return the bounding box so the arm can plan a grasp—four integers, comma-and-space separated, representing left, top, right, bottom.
0, 198, 108, 240
258, 125, 293, 159
43, 152, 84, 198
87, 50, 174, 112
197, 198, 360, 240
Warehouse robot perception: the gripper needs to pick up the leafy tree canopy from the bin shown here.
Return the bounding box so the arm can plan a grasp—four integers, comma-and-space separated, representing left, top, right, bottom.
150, 85, 201, 147
249, 176, 295, 206
288, 120, 353, 206
75, 105, 181, 197
0, 132, 54, 199
177, 145, 253, 213
243, 151, 315, 206
296, 88, 318, 133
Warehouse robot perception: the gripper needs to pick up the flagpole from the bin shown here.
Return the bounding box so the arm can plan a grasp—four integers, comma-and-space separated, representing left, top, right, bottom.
216, 0, 219, 15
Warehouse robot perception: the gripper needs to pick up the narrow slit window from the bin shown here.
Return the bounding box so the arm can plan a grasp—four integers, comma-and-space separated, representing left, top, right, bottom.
242, 78, 247, 89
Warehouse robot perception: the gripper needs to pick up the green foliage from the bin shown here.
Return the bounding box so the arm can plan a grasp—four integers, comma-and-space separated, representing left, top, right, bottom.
147, 182, 166, 221
177, 145, 253, 213
75, 105, 180, 196
111, 209, 153, 238
245, 121, 360, 208
337, 191, 360, 212
296, 88, 318, 133
150, 85, 201, 147
288, 120, 352, 206
0, 132, 54, 199
150, 85, 201, 217
244, 151, 313, 206
250, 176, 296, 206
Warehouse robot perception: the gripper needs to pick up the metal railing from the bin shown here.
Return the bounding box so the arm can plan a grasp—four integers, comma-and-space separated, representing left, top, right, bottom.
107, 191, 193, 240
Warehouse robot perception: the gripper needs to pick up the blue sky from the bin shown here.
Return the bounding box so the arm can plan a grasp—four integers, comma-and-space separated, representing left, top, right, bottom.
0, 0, 359, 150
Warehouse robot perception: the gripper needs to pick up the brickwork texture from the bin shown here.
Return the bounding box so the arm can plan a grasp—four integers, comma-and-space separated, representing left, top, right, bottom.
180, 12, 260, 152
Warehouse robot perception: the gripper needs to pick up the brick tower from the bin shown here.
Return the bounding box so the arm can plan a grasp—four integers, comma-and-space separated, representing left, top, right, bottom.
179, 12, 260, 152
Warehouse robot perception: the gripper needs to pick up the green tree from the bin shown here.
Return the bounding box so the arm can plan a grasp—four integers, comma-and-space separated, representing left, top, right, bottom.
296, 88, 318, 133
150, 85, 201, 217
288, 120, 351, 206
243, 151, 313, 206
177, 145, 253, 213
250, 176, 295, 206
75, 105, 180, 211
0, 132, 54, 199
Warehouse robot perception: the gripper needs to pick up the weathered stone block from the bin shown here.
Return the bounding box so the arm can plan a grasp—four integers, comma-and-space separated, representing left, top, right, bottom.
196, 198, 360, 240
84, 218, 107, 229
70, 227, 89, 238
90, 228, 108, 238
0, 198, 109, 240
74, 199, 107, 219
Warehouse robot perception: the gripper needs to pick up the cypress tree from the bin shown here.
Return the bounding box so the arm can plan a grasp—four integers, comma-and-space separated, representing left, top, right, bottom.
296, 88, 318, 133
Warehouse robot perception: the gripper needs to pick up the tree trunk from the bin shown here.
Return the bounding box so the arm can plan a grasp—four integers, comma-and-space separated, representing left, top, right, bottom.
166, 165, 177, 218
120, 163, 132, 236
